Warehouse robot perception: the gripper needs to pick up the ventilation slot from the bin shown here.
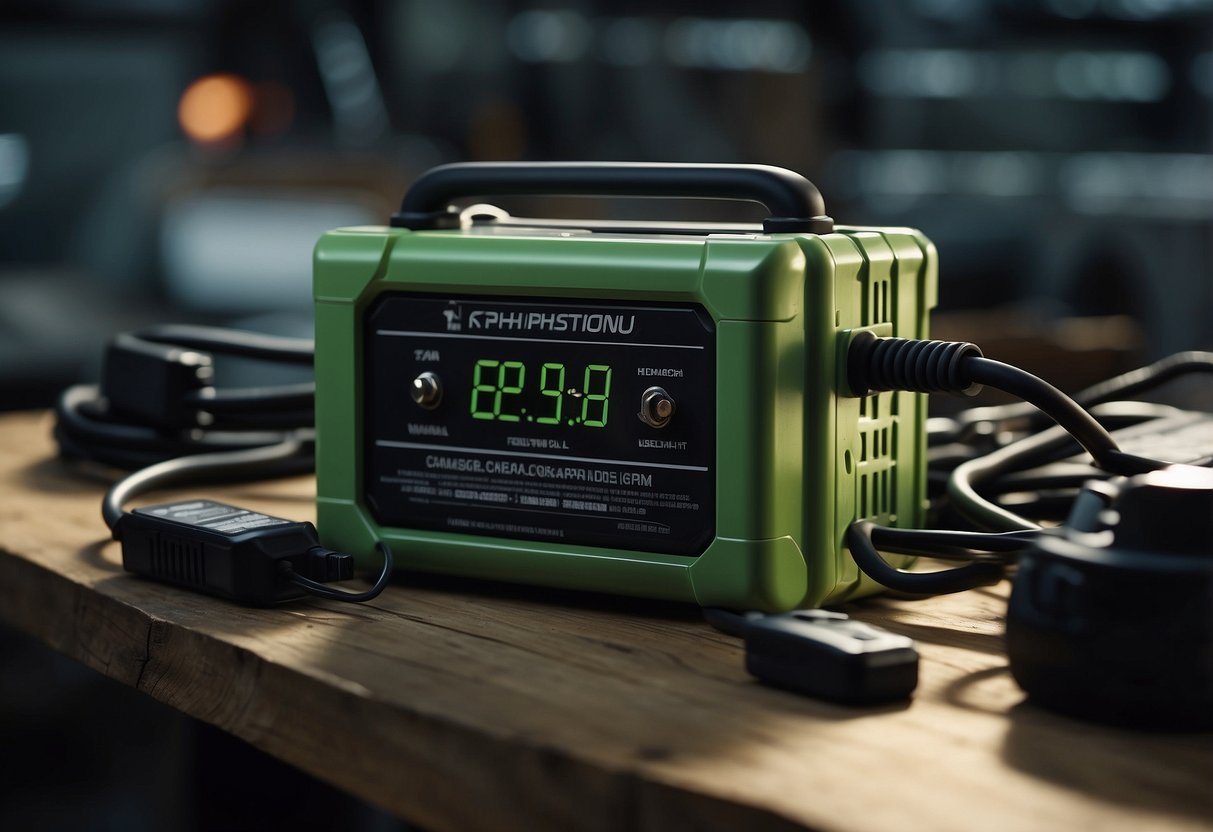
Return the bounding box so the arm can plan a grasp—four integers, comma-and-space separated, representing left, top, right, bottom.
854, 263, 900, 522
862, 275, 893, 328
149, 534, 206, 587
856, 393, 898, 522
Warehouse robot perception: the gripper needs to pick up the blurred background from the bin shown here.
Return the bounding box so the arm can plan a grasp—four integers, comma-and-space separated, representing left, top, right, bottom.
0, 0, 1210, 829
1, 0, 1211, 411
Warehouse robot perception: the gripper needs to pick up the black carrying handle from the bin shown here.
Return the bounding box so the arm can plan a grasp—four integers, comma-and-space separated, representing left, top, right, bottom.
391, 162, 834, 234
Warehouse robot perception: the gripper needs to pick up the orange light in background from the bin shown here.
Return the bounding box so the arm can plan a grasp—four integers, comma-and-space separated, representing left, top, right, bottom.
178, 74, 253, 145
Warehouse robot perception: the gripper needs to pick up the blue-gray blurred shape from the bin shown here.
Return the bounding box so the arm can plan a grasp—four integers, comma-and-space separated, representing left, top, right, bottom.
159, 188, 378, 313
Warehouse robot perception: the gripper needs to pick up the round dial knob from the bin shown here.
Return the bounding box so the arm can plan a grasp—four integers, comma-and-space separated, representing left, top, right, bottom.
410, 371, 443, 409
638, 386, 676, 428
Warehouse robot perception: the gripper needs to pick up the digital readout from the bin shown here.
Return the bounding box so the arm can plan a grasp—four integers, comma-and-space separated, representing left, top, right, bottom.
469, 360, 613, 427
363, 294, 717, 556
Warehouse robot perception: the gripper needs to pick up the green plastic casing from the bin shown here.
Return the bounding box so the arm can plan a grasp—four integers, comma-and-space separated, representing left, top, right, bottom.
314, 223, 936, 611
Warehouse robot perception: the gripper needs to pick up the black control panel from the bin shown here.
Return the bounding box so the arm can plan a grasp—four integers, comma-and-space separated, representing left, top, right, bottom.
363, 294, 716, 555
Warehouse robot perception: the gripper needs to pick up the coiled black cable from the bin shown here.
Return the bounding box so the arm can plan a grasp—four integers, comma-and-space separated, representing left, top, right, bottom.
846, 521, 1031, 596
59, 326, 391, 605
844, 335, 1176, 595
952, 350, 1213, 435
54, 326, 318, 528
55, 325, 315, 471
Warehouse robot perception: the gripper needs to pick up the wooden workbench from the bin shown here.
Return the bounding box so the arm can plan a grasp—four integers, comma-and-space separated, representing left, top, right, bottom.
0, 410, 1209, 831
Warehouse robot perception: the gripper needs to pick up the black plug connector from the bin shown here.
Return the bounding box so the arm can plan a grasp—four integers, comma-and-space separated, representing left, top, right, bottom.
845, 331, 983, 398
305, 547, 354, 583
706, 608, 919, 704
118, 499, 379, 605
744, 611, 919, 704
102, 333, 214, 428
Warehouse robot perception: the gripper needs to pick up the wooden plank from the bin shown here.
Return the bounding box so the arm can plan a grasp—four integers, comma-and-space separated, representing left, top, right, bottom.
0, 410, 1210, 831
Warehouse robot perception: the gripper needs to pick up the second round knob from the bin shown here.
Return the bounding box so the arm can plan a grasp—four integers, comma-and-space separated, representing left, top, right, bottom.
638, 386, 676, 428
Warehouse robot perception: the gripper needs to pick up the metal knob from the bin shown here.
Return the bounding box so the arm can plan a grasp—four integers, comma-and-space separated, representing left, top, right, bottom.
638, 386, 676, 428
410, 371, 443, 409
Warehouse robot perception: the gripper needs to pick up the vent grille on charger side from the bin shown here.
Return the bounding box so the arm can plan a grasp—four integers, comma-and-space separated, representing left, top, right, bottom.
856, 270, 898, 522
149, 534, 206, 587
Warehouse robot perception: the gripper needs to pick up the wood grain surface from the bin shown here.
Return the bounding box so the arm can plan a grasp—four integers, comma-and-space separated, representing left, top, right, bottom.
0, 410, 1209, 831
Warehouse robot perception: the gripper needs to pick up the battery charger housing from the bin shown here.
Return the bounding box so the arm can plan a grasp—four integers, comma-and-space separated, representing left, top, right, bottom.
315, 213, 935, 612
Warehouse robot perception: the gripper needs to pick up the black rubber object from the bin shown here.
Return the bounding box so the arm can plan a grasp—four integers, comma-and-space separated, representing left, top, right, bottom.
391, 162, 834, 235
846, 332, 984, 397
744, 610, 919, 705
1007, 465, 1213, 731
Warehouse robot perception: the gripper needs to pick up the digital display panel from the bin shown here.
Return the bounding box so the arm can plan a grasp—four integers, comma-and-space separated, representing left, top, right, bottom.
363, 294, 716, 555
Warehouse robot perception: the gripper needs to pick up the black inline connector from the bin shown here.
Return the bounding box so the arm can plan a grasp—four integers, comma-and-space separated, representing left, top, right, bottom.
116, 499, 392, 605
704, 608, 919, 704
102, 333, 215, 428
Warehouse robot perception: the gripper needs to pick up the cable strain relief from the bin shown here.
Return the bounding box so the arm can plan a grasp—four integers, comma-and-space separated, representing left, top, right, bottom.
847, 333, 984, 397
302, 546, 355, 583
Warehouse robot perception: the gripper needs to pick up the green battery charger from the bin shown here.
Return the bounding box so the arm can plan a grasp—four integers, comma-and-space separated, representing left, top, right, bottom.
314, 163, 935, 611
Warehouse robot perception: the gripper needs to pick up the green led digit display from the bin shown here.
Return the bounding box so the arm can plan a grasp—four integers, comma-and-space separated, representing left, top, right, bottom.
581, 365, 612, 428
471, 359, 527, 421
468, 359, 612, 427
470, 359, 499, 420
538, 362, 565, 425
496, 360, 525, 422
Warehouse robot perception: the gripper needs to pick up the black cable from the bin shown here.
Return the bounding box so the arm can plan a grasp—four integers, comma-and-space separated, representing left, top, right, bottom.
963, 357, 1121, 467
853, 337, 1172, 477
1072, 350, 1213, 407
990, 492, 1085, 523
871, 525, 1037, 555
103, 437, 312, 534
945, 404, 1200, 532
968, 360, 1163, 475
954, 351, 1213, 433
845, 338, 1188, 593
853, 338, 1177, 529
56, 385, 301, 470
56, 324, 317, 470
850, 336, 1144, 469
981, 468, 1102, 496
947, 425, 1079, 532
196, 409, 318, 431
846, 521, 1024, 595
185, 382, 315, 414
136, 324, 314, 363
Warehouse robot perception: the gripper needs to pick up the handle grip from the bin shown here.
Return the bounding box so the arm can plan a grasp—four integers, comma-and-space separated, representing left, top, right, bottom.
392, 162, 833, 234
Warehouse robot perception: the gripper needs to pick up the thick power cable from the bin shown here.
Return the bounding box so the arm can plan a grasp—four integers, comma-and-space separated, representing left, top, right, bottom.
844, 336, 1175, 593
